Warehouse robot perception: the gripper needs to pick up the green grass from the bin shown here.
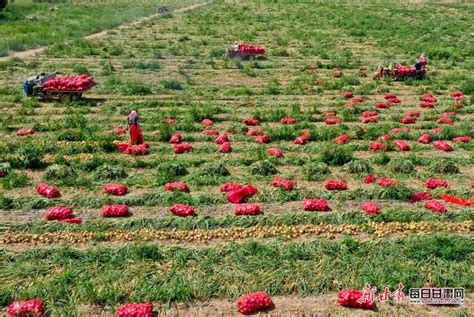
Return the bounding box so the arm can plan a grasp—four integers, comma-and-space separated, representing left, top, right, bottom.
0, 236, 472, 314
0, 0, 202, 56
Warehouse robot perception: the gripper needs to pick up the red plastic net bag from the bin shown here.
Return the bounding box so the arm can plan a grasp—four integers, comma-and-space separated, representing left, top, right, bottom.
116, 143, 149, 155
406, 111, 420, 117
280, 117, 297, 124
202, 129, 220, 136
384, 93, 397, 100
303, 198, 331, 211
202, 118, 214, 126
272, 177, 295, 190
432, 141, 453, 152
58, 218, 83, 224
440, 195, 471, 207
391, 127, 409, 134
220, 183, 243, 193
102, 205, 129, 217
226, 184, 259, 204
243, 118, 260, 126
325, 180, 348, 191
169, 204, 196, 217
387, 97, 401, 103
361, 202, 381, 215
342, 92, 353, 98
174, 143, 192, 154
375, 102, 390, 109
421, 93, 436, 103
267, 147, 284, 157
352, 97, 365, 103
294, 135, 310, 145
417, 134, 431, 144
37, 183, 61, 199
425, 179, 448, 189
361, 116, 377, 124
392, 140, 410, 151
369, 142, 386, 152
236, 291, 273, 314
234, 204, 261, 216
377, 177, 396, 187
419, 101, 436, 108
334, 134, 349, 145
409, 192, 432, 203
401, 117, 416, 124
16, 129, 35, 136
169, 133, 182, 144
450, 91, 464, 98
8, 299, 46, 317
378, 134, 391, 142
453, 136, 470, 143
321, 112, 336, 117
116, 303, 153, 317
103, 183, 128, 196
363, 174, 376, 184
436, 117, 453, 125
424, 200, 447, 213
325, 118, 342, 125
164, 182, 190, 193
338, 290, 375, 309
45, 207, 73, 220
256, 135, 270, 144
246, 129, 263, 136
219, 142, 232, 153
362, 111, 377, 117
215, 133, 229, 144
113, 127, 126, 135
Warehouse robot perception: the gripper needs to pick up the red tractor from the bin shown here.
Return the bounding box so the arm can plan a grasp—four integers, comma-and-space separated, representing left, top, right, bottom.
373, 54, 428, 81
226, 42, 265, 60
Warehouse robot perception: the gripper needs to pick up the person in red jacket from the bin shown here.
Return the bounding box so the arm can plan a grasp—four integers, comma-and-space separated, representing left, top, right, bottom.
127, 110, 143, 145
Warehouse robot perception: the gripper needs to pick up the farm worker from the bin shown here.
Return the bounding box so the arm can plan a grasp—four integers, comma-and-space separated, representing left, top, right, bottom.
233, 41, 240, 51
419, 53, 429, 65
127, 110, 143, 145
414, 59, 424, 80
374, 66, 384, 79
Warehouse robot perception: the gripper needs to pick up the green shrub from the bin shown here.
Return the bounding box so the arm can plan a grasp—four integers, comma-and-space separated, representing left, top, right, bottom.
2, 171, 30, 189
250, 160, 277, 176
428, 159, 459, 174
387, 157, 415, 174
370, 152, 391, 165
12, 145, 46, 169
93, 164, 127, 181
44, 164, 78, 184
343, 159, 373, 174
198, 162, 230, 177
162, 80, 183, 90
157, 161, 188, 177
301, 162, 330, 181
318, 147, 353, 166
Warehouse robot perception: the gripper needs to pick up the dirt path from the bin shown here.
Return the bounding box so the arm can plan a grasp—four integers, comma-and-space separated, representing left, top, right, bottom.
0, 2, 210, 62
60, 294, 474, 316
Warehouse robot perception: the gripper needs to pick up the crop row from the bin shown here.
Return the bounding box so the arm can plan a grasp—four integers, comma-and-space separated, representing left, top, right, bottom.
1, 221, 472, 245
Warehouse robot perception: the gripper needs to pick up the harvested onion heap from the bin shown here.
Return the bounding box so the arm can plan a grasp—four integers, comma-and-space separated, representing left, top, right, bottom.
1, 221, 471, 245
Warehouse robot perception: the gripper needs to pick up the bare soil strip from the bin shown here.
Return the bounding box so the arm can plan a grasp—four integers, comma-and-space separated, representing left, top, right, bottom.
68, 294, 474, 316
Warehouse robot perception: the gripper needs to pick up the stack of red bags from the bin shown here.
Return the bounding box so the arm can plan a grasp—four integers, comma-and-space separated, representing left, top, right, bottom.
43, 75, 96, 92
